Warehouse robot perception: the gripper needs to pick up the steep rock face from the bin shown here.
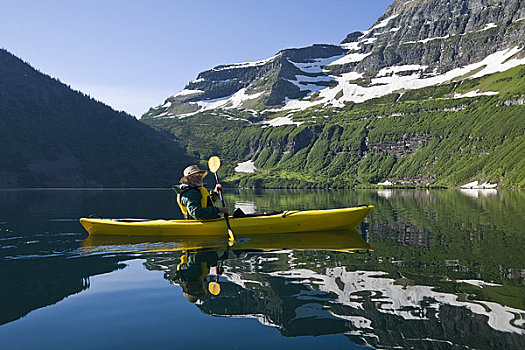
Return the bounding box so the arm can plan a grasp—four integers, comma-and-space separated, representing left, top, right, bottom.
342, 0, 525, 73
141, 44, 346, 118
143, 0, 525, 119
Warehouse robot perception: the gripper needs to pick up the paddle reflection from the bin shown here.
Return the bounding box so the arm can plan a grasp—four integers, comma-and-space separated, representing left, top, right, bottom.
172, 249, 224, 303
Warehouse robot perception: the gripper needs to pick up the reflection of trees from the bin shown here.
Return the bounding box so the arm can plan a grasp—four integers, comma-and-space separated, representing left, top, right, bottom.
225, 189, 525, 287
0, 190, 149, 327
371, 221, 430, 247
0, 255, 129, 326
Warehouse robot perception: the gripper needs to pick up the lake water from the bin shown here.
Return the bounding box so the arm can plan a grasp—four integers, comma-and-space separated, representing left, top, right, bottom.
0, 189, 524, 349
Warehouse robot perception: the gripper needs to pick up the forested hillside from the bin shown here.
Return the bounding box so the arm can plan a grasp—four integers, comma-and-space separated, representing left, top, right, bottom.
144, 66, 525, 188
0, 49, 193, 188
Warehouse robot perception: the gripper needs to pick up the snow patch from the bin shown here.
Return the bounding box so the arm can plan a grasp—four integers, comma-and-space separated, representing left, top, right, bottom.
234, 160, 258, 173
195, 88, 263, 111
453, 89, 499, 98
406, 35, 450, 44
341, 42, 361, 50
293, 74, 333, 83
212, 54, 279, 71
328, 52, 372, 66
286, 74, 333, 92
174, 89, 204, 97
471, 46, 525, 77
262, 115, 304, 128
377, 180, 393, 186
460, 181, 498, 189
344, 37, 378, 52
281, 46, 525, 111
456, 280, 503, 288
175, 111, 200, 119
480, 23, 498, 31
287, 56, 345, 74
378, 65, 428, 76
360, 37, 378, 45
370, 14, 399, 30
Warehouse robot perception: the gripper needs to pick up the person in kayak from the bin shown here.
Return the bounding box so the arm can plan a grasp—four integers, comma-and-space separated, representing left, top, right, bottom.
173, 164, 229, 220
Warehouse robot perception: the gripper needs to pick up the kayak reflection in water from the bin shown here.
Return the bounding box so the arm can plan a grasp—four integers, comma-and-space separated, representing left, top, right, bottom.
172, 250, 224, 303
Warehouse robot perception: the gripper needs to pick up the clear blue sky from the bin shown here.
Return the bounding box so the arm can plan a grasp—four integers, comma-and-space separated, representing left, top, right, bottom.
1, 0, 393, 117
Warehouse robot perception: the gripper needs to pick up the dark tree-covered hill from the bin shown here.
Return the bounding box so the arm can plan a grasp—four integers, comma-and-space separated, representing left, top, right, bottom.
0, 49, 193, 188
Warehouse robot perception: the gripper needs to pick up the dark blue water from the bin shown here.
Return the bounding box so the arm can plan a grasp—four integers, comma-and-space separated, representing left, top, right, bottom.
0, 189, 524, 349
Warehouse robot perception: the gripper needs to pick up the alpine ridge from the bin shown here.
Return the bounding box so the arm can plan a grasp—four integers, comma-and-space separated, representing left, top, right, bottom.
143, 0, 525, 118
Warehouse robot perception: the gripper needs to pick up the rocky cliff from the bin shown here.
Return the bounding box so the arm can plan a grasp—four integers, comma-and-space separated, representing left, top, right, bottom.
143, 0, 525, 118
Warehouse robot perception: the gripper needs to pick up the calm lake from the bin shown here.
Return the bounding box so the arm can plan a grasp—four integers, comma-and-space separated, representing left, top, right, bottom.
0, 189, 524, 349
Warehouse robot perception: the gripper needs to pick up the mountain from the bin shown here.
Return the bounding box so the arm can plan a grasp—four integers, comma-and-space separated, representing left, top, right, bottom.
142, 0, 525, 189
0, 49, 193, 188
143, 0, 525, 118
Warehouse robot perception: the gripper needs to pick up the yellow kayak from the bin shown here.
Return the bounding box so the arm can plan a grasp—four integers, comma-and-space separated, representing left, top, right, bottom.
82, 229, 374, 254
79, 206, 373, 237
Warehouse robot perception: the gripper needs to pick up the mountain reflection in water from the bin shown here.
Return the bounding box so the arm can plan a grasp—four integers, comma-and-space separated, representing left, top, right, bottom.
1, 189, 524, 350
109, 229, 523, 349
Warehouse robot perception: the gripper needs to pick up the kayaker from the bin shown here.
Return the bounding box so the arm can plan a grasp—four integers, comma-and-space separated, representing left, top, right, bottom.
173, 164, 229, 220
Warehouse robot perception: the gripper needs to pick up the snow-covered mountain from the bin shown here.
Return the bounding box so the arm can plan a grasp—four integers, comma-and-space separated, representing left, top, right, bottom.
143, 0, 525, 119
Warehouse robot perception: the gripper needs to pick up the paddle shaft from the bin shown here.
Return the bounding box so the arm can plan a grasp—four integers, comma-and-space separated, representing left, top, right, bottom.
213, 172, 234, 238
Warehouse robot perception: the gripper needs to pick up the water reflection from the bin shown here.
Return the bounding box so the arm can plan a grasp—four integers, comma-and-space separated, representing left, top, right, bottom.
135, 234, 525, 349
173, 250, 224, 303
1, 189, 524, 349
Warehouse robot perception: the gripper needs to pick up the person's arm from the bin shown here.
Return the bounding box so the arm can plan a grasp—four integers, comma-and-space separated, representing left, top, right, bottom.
181, 190, 220, 220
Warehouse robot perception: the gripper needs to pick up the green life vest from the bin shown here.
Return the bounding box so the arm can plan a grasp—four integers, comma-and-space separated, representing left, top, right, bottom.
177, 186, 214, 218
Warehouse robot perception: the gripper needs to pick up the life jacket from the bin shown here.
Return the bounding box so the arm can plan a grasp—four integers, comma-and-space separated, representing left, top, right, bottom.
176, 186, 214, 218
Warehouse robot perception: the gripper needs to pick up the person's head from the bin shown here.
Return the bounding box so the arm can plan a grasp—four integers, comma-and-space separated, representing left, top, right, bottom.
180, 165, 208, 186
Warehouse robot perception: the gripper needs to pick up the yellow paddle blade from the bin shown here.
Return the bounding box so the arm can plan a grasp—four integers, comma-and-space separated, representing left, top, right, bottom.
208, 156, 221, 173
228, 229, 235, 244
208, 281, 221, 295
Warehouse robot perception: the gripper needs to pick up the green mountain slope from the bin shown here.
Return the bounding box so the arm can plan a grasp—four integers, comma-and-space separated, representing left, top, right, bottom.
0, 49, 193, 188
143, 65, 525, 188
